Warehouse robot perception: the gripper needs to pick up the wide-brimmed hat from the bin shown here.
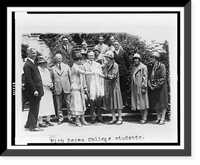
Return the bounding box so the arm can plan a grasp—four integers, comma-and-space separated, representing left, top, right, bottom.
104, 51, 114, 59
133, 53, 141, 60
151, 52, 160, 59
37, 56, 47, 64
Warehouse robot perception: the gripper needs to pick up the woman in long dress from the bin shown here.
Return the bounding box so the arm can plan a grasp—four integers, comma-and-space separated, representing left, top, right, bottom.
37, 56, 55, 127
70, 52, 94, 127
102, 51, 124, 125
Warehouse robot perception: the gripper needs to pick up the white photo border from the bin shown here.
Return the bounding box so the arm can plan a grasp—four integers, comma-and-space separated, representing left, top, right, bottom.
4, 4, 191, 156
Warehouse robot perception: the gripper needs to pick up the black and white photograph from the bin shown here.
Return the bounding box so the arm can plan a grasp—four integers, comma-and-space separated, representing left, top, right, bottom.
5, 5, 191, 156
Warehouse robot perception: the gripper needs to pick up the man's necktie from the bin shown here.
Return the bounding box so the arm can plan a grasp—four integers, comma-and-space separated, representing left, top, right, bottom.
59, 64, 61, 70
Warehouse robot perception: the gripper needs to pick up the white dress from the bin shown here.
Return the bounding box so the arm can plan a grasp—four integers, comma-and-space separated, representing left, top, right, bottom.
38, 66, 55, 117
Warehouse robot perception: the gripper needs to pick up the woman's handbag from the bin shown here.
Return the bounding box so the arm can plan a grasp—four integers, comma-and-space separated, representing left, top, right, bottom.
141, 69, 147, 94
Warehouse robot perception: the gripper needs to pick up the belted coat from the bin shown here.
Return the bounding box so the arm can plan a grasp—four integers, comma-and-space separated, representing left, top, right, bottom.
102, 62, 123, 110
131, 62, 149, 110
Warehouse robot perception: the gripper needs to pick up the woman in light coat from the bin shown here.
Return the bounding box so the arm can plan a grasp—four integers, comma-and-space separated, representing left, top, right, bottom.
131, 53, 149, 124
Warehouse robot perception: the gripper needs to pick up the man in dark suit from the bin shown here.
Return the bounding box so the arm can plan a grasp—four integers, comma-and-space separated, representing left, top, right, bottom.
57, 36, 75, 67
23, 47, 44, 131
113, 41, 130, 107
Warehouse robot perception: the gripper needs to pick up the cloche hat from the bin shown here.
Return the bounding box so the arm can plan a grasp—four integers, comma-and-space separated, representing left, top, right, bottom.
133, 53, 141, 60
151, 52, 160, 59
37, 56, 47, 64
104, 51, 114, 59
93, 47, 101, 53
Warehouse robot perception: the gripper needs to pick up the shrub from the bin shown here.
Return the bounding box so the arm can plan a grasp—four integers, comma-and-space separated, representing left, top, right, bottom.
39, 32, 170, 118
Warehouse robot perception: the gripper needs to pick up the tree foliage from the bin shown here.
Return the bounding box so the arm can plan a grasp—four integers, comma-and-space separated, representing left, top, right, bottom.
39, 32, 170, 117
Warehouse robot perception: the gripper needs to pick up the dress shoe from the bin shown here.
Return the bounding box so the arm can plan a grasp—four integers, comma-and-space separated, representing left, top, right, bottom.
24, 125, 29, 131
57, 120, 64, 125
140, 119, 147, 124
108, 120, 117, 124
159, 120, 165, 125
75, 122, 82, 127
81, 121, 89, 126
45, 121, 54, 126
91, 119, 96, 124
68, 118, 75, 124
30, 127, 43, 132
153, 119, 160, 124
38, 123, 47, 128
97, 119, 105, 123
116, 120, 123, 125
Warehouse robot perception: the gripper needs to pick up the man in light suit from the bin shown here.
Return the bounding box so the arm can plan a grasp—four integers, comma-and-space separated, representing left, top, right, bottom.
23, 47, 44, 131
94, 36, 108, 55
83, 51, 105, 124
51, 53, 72, 125
94, 36, 108, 65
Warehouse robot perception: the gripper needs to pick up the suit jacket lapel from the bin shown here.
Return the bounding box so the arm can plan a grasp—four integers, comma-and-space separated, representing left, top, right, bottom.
27, 59, 35, 66
61, 46, 68, 57
63, 45, 71, 54
27, 59, 39, 71
68, 45, 73, 54
114, 49, 122, 60
133, 63, 142, 82
118, 49, 122, 55
55, 64, 61, 76
107, 62, 114, 74
60, 63, 65, 75
117, 49, 123, 57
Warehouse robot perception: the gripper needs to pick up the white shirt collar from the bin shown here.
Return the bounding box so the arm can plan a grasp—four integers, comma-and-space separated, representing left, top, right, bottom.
115, 49, 120, 54
88, 60, 94, 65
63, 45, 68, 50
57, 62, 62, 67
27, 57, 35, 64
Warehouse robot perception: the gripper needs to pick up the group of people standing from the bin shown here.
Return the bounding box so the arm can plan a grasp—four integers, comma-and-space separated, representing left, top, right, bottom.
23, 35, 168, 132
